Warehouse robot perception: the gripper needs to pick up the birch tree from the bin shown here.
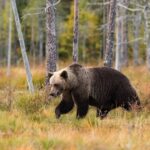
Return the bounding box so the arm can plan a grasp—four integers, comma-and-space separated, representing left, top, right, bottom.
11, 0, 34, 92
115, 0, 129, 69
115, 2, 123, 71
104, 0, 117, 67
45, 0, 57, 85
102, 0, 109, 59
7, 3, 12, 76
121, 0, 129, 66
73, 0, 79, 63
133, 11, 142, 66
144, 3, 150, 70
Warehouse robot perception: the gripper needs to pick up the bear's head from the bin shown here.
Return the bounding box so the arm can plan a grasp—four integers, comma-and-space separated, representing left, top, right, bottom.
48, 70, 68, 97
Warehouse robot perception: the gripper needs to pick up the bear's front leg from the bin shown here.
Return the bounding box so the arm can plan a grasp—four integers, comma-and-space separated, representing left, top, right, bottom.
72, 90, 89, 119
76, 101, 89, 119
55, 97, 74, 119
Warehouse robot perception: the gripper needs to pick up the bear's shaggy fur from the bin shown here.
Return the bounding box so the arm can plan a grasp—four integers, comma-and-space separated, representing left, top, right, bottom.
48, 64, 141, 119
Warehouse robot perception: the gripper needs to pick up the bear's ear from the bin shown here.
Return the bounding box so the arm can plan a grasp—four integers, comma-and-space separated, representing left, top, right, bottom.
60, 70, 68, 79
48, 72, 53, 79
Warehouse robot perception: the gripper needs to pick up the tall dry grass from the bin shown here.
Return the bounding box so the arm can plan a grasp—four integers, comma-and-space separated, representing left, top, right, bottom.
0, 65, 149, 150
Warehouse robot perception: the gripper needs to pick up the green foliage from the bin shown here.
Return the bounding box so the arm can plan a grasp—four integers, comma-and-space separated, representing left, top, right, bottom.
59, 50, 69, 60
39, 138, 65, 150
0, 0, 148, 64
33, 74, 45, 89
58, 1, 100, 60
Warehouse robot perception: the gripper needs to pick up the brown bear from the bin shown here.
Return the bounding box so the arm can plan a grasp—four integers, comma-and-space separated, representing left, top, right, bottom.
48, 63, 141, 119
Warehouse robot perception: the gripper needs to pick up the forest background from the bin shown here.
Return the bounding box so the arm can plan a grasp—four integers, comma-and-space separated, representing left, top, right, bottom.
0, 0, 150, 150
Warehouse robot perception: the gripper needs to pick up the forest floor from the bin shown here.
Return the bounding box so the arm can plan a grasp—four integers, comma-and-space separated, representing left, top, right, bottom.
0, 64, 150, 150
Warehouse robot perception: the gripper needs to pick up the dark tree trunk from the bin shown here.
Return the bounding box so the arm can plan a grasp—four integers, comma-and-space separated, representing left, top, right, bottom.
2, 0, 6, 9
30, 19, 35, 64
38, 17, 44, 64
104, 0, 117, 67
46, 0, 57, 85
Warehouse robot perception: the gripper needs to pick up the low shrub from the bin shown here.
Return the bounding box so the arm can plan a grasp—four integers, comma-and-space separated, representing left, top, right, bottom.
15, 92, 46, 114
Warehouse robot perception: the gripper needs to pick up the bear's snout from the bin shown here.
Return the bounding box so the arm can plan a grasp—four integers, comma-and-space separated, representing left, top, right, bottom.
49, 90, 62, 97
50, 93, 56, 97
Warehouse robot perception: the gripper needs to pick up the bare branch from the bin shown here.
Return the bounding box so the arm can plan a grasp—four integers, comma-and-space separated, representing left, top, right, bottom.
98, 15, 134, 31
22, 11, 45, 19
115, 37, 144, 46
87, 1, 111, 6
117, 3, 143, 12
129, 2, 145, 9
45, 0, 61, 12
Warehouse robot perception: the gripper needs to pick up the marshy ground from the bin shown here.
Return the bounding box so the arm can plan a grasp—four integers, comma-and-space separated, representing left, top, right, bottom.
0, 65, 150, 150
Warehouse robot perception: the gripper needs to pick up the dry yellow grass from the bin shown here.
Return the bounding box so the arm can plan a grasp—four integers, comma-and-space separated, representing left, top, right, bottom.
0, 65, 150, 150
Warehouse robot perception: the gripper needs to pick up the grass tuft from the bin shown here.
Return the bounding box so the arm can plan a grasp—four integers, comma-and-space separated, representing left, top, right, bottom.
15, 92, 46, 114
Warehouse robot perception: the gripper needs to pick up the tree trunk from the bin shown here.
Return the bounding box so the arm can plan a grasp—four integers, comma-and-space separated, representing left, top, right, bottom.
101, 0, 106, 59
13, 27, 18, 65
7, 4, 12, 76
115, 3, 122, 71
104, 0, 117, 67
144, 4, 150, 70
121, 0, 129, 66
38, 17, 44, 64
11, 0, 34, 92
46, 0, 57, 85
82, 33, 86, 61
30, 19, 35, 61
73, 0, 79, 63
133, 11, 141, 66
2, 0, 6, 9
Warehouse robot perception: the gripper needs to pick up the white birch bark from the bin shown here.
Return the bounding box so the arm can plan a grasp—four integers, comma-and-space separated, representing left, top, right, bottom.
104, 0, 117, 67
73, 0, 79, 63
133, 11, 141, 66
121, 0, 129, 66
46, 0, 57, 85
11, 0, 34, 92
102, 0, 107, 59
115, 4, 122, 71
144, 4, 150, 70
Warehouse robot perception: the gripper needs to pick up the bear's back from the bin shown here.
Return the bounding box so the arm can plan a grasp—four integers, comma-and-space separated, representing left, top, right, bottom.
68, 64, 130, 86
87, 67, 129, 83
87, 67, 133, 102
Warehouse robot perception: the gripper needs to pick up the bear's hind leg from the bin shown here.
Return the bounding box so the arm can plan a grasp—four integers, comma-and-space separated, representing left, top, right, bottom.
55, 100, 74, 119
122, 101, 141, 112
122, 103, 132, 111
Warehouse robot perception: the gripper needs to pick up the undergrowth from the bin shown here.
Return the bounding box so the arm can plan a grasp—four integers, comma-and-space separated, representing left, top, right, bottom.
0, 66, 149, 150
